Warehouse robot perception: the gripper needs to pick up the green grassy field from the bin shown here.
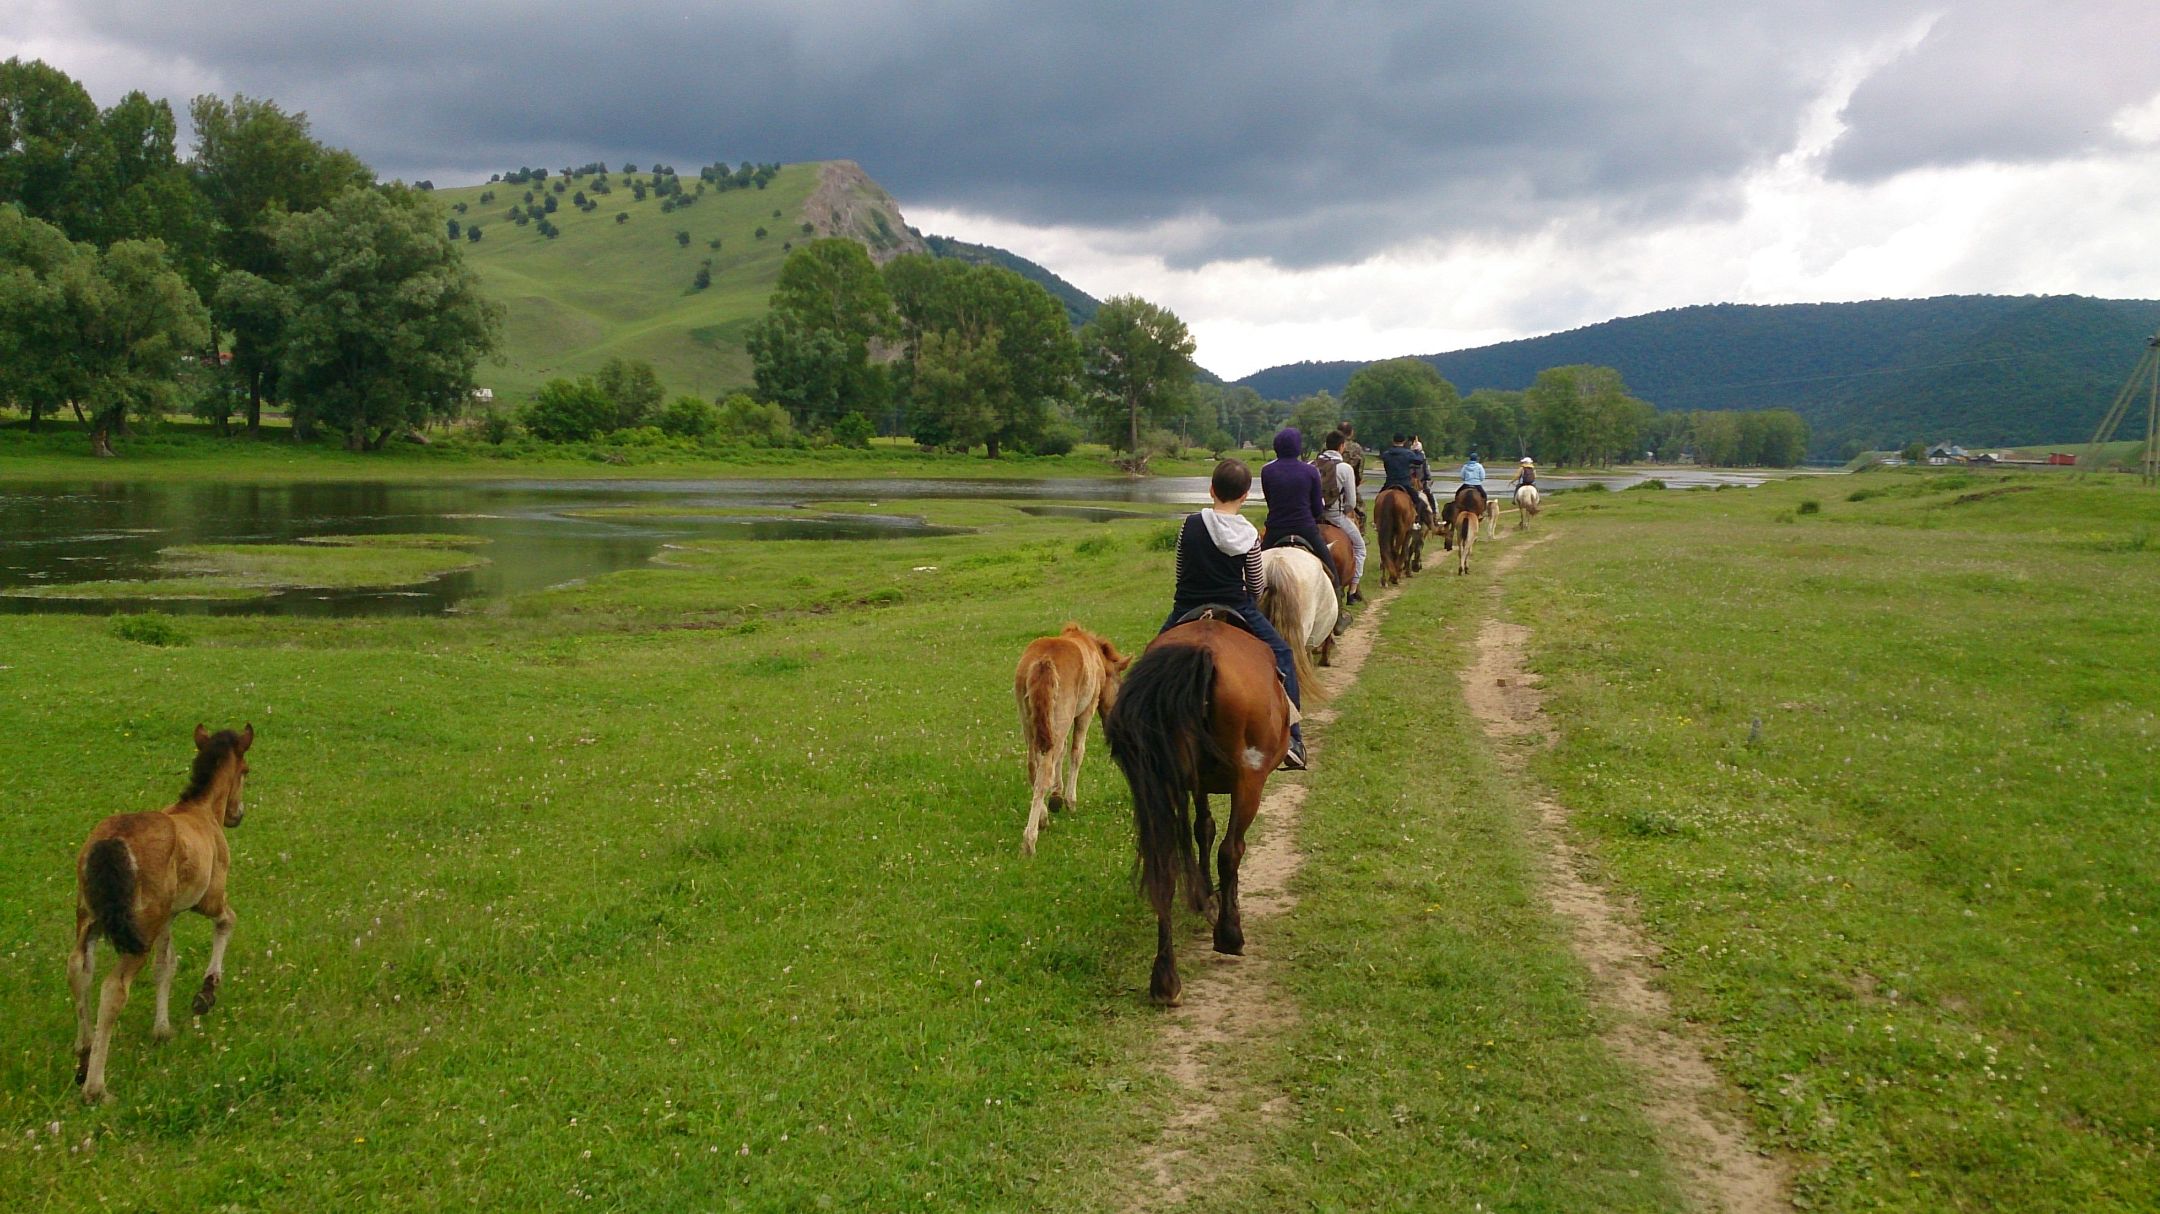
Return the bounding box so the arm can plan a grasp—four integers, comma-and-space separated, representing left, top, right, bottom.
430, 165, 825, 400
1515, 470, 2160, 1210
5, 465, 2155, 1210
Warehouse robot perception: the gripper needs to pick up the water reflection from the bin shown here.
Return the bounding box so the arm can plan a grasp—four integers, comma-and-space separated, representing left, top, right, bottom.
0, 468, 1771, 617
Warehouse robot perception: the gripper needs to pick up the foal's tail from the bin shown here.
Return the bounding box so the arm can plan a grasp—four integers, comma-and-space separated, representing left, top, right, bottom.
1021, 658, 1059, 755
1105, 644, 1219, 916
83, 838, 146, 955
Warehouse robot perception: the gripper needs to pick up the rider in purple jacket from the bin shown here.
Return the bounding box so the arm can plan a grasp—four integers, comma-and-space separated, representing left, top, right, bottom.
1260, 428, 1344, 589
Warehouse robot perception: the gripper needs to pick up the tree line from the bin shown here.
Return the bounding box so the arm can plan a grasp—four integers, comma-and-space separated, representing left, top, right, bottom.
746, 239, 1200, 463
1200, 359, 1809, 467
0, 58, 500, 453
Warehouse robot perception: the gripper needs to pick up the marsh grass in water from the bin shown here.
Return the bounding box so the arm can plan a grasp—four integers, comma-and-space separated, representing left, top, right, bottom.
1515, 469, 2160, 1209
4, 535, 490, 601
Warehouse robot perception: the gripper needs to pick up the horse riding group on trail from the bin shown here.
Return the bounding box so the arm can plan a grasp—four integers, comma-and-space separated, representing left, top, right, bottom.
61, 428, 1550, 1104
1017, 424, 1550, 1003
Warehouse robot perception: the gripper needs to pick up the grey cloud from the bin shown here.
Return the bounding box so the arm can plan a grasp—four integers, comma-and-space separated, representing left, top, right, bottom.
1827, 3, 2160, 181
26, 0, 2051, 266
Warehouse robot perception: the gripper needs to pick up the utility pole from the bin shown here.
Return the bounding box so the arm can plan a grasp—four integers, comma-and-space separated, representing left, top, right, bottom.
2081, 331, 2160, 485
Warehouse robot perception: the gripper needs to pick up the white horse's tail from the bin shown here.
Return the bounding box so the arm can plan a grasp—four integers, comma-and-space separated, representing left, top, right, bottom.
1259, 549, 1328, 701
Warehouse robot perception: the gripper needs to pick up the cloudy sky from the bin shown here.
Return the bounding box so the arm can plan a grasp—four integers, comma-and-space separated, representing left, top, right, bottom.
8, 1, 2159, 378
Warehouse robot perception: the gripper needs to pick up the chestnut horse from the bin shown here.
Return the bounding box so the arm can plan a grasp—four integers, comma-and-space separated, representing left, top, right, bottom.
1104, 615, 1291, 1005
71, 724, 253, 1103
1373, 486, 1420, 586
1013, 623, 1130, 855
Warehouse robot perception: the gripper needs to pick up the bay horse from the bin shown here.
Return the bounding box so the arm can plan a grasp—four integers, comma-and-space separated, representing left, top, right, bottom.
71, 724, 253, 1103
1013, 624, 1130, 855
1514, 483, 1541, 530
1259, 546, 1339, 674
1442, 484, 1490, 551
1104, 614, 1291, 1005
1373, 486, 1419, 586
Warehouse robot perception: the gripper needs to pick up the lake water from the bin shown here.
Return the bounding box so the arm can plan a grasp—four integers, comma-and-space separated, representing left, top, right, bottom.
0, 468, 1769, 616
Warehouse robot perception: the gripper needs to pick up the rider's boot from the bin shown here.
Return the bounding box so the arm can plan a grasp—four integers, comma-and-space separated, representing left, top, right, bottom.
1281, 723, 1309, 771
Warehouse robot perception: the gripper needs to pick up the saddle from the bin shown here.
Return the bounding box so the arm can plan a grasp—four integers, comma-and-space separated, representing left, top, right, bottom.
1263, 533, 1322, 560
1173, 603, 1259, 635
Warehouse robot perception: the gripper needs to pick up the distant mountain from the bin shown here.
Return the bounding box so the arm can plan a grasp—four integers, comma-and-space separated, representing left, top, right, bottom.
920, 233, 1101, 327
1237, 296, 2160, 453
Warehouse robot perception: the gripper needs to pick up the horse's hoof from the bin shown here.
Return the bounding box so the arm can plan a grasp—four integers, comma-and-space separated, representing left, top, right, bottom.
1046, 792, 1066, 813
74, 1051, 89, 1086
152, 1025, 175, 1043
81, 1083, 108, 1104
192, 977, 219, 1016
1213, 931, 1245, 956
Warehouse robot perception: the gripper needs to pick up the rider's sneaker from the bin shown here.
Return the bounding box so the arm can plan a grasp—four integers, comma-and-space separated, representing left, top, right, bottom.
1279, 738, 1308, 771
1412, 522, 1425, 532
1346, 589, 1364, 605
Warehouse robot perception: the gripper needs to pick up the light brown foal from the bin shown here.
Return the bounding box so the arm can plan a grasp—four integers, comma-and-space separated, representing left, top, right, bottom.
70, 724, 253, 1103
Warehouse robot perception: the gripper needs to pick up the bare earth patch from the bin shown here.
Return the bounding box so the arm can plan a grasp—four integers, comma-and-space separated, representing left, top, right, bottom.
1465, 535, 1790, 1214
1122, 581, 1402, 1212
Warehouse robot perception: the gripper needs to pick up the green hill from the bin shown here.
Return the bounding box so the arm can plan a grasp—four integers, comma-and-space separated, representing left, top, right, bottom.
1236, 296, 2160, 454
435, 160, 925, 401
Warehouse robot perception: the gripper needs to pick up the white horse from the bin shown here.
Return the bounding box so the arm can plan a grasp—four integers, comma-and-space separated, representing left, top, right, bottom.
1258, 546, 1339, 692
1514, 483, 1541, 530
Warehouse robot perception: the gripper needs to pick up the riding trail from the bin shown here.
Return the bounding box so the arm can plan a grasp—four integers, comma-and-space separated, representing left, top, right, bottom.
1120, 533, 1790, 1214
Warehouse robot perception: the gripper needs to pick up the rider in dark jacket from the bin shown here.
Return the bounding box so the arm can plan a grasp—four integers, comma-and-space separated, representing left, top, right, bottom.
1378, 435, 1435, 529
1260, 428, 1343, 588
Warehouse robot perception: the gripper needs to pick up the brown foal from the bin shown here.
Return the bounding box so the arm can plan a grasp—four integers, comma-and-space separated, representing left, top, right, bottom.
70, 724, 254, 1103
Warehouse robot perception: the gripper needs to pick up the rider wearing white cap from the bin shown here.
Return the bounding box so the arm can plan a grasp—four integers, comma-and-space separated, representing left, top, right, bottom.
1511, 456, 1536, 490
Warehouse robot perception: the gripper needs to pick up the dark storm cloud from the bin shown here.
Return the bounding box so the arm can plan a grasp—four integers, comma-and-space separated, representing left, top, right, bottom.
1826, 3, 2160, 182
34, 1, 2150, 266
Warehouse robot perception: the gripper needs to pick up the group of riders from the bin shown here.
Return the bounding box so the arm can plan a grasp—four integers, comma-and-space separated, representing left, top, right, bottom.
1163, 421, 1538, 771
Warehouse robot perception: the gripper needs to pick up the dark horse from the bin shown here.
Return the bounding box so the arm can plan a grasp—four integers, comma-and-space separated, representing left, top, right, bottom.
1104, 615, 1292, 1005
1373, 486, 1420, 586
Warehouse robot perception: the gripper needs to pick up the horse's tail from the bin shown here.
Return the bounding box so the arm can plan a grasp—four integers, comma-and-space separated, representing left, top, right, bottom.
1021, 657, 1059, 755
1259, 557, 1326, 703
1105, 643, 1219, 916
83, 838, 146, 956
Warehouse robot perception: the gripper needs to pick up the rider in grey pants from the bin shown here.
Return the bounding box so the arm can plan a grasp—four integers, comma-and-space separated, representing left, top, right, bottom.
1317, 431, 1365, 601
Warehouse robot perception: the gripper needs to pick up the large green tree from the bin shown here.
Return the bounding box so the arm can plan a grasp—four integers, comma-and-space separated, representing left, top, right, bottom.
274, 187, 502, 450
1463, 387, 1531, 459
883, 255, 1078, 456
1526, 364, 1654, 465
211, 269, 295, 434
749, 239, 892, 429
1077, 294, 1197, 465
0, 204, 77, 429
190, 93, 373, 279
0, 59, 101, 234
1344, 358, 1466, 452
0, 212, 208, 455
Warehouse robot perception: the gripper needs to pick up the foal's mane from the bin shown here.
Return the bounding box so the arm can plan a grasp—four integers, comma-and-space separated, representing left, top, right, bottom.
181, 730, 247, 801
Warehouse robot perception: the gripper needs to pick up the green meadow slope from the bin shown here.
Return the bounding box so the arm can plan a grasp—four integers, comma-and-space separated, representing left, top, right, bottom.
434, 161, 922, 401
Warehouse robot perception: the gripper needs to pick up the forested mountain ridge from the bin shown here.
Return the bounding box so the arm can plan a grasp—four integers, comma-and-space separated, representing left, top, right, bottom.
1236, 296, 2160, 454
918, 233, 1101, 327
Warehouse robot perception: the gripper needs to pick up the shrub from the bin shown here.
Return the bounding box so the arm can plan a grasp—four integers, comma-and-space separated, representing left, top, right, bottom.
754, 226, 768, 239
520, 377, 614, 442
615, 212, 627, 224
1147, 524, 1180, 552
655, 395, 719, 438
692, 265, 711, 290
466, 226, 482, 242
831, 411, 875, 449
714, 393, 796, 445
111, 613, 186, 647
675, 230, 690, 247
1797, 498, 1822, 515
478, 410, 518, 444
1204, 428, 1236, 457
1625, 478, 1667, 491
1032, 423, 1080, 457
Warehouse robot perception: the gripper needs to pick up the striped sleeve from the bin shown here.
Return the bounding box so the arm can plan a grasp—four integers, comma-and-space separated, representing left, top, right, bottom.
1243, 545, 1265, 601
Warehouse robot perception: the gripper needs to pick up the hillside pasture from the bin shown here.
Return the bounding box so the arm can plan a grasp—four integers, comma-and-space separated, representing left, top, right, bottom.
433, 165, 821, 400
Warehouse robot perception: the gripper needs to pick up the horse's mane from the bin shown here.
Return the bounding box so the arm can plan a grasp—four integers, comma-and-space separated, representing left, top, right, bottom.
181, 730, 247, 801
